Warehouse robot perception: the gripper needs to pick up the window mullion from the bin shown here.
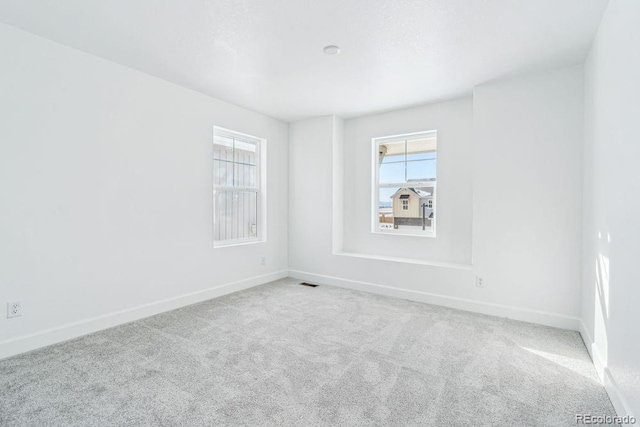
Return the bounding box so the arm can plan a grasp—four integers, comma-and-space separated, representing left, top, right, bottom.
404, 139, 408, 182
215, 187, 258, 192
214, 126, 263, 246
372, 130, 437, 236
232, 137, 236, 187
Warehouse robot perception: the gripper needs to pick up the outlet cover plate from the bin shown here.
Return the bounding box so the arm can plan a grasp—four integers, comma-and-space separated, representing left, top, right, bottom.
7, 301, 22, 318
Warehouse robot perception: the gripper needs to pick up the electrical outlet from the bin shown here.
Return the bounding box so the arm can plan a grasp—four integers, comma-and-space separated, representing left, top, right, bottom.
260, 256, 267, 266
7, 301, 22, 318
476, 276, 484, 288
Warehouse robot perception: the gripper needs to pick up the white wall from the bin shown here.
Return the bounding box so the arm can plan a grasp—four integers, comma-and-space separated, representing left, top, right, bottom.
289, 65, 585, 329
289, 116, 336, 272
343, 98, 473, 264
581, 0, 640, 417
0, 23, 288, 358
473, 65, 584, 317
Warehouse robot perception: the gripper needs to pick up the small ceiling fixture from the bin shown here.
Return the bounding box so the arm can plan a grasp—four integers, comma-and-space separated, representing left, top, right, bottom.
323, 45, 340, 55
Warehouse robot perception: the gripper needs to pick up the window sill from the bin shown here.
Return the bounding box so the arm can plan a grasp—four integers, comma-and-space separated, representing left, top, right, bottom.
371, 230, 436, 238
214, 238, 264, 248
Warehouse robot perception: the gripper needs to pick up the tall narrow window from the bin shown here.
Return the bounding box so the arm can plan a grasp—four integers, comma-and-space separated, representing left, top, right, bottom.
213, 127, 264, 246
373, 130, 437, 236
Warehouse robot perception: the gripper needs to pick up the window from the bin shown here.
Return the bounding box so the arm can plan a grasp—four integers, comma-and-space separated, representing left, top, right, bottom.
372, 130, 437, 236
213, 127, 265, 246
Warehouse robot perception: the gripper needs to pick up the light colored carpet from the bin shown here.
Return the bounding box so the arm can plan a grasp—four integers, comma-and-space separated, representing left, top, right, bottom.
0, 278, 616, 426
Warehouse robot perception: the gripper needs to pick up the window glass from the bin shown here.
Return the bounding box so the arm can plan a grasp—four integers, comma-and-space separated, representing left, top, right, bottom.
374, 131, 437, 235
213, 128, 263, 246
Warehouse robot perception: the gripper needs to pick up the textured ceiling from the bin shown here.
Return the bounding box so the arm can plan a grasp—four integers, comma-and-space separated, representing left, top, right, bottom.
0, 0, 608, 122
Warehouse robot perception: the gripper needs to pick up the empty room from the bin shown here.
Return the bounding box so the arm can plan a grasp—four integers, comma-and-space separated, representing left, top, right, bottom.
1, 0, 638, 425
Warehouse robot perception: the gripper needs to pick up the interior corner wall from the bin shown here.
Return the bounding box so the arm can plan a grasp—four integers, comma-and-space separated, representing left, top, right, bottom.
288, 116, 337, 271
581, 0, 640, 417
0, 23, 289, 358
332, 116, 345, 253
472, 64, 584, 319
289, 65, 585, 330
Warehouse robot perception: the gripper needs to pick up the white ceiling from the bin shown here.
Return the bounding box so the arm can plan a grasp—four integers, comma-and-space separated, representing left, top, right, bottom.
0, 0, 607, 122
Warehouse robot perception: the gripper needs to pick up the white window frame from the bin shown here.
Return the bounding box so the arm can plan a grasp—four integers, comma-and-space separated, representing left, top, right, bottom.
371, 130, 437, 237
213, 126, 267, 248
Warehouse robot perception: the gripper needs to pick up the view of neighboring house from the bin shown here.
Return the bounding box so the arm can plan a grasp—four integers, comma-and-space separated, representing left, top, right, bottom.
391, 187, 434, 229
375, 131, 437, 233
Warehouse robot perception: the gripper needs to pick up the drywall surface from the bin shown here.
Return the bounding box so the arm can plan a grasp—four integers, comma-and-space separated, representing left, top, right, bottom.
472, 65, 584, 318
0, 24, 288, 352
289, 66, 584, 327
582, 0, 640, 417
343, 98, 473, 264
288, 116, 336, 271
289, 116, 476, 312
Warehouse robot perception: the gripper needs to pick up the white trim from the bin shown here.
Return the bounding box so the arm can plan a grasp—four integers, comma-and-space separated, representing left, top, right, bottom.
289, 269, 581, 330
379, 181, 437, 188
212, 126, 267, 247
213, 126, 263, 145
334, 250, 472, 270
0, 270, 288, 360
213, 236, 264, 248
579, 320, 635, 419
374, 129, 438, 143
372, 230, 436, 238
372, 130, 438, 236
215, 186, 259, 192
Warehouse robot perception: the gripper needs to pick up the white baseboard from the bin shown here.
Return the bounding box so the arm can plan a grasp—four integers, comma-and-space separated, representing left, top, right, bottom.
0, 270, 288, 360
579, 321, 635, 419
289, 269, 581, 330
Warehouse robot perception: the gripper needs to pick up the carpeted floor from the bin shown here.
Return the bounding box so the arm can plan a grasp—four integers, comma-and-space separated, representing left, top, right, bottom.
0, 278, 616, 426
